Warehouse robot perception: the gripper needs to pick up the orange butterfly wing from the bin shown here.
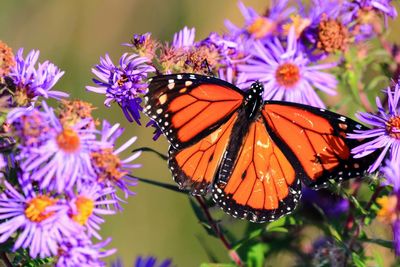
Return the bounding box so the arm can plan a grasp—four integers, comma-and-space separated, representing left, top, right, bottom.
262, 101, 370, 188
144, 74, 244, 149
168, 113, 238, 195
212, 117, 301, 222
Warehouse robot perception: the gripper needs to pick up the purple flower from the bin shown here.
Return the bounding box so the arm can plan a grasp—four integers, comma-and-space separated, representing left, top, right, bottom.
56, 234, 115, 267
0, 181, 80, 258
342, 0, 397, 40
68, 184, 116, 239
13, 103, 99, 192
225, 1, 294, 40
348, 82, 400, 172
302, 188, 349, 218
112, 256, 173, 267
86, 53, 155, 124
135, 256, 173, 267
237, 27, 337, 108
172, 27, 195, 49
9, 48, 68, 105
92, 120, 140, 210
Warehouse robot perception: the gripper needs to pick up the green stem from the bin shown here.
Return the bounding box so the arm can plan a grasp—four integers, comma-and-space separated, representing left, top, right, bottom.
194, 196, 244, 267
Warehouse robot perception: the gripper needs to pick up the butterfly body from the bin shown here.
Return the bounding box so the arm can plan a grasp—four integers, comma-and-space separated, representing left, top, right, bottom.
144, 73, 376, 223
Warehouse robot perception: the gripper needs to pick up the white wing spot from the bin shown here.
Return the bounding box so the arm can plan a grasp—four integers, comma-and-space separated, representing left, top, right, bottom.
168, 83, 175, 89
185, 81, 193, 86
168, 79, 174, 83
177, 75, 183, 79
156, 109, 163, 114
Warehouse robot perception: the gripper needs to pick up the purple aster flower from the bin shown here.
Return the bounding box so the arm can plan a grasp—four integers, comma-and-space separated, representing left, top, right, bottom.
135, 256, 173, 267
92, 120, 140, 210
172, 27, 195, 49
13, 103, 99, 192
302, 188, 349, 218
0, 181, 80, 258
225, 1, 294, 40
237, 27, 337, 108
342, 0, 397, 40
86, 53, 155, 124
9, 48, 68, 105
348, 82, 400, 172
56, 234, 115, 267
146, 120, 162, 141
68, 184, 116, 239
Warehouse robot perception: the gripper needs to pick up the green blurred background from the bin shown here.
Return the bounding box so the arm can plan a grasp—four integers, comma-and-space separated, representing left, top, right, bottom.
1, 1, 400, 266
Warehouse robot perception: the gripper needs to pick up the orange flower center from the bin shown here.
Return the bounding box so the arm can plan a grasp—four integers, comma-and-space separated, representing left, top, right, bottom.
387, 116, 400, 139
0, 40, 15, 76
56, 128, 81, 153
275, 63, 300, 88
247, 17, 275, 39
25, 195, 56, 223
377, 195, 398, 224
117, 74, 128, 87
91, 148, 126, 182
71, 196, 94, 225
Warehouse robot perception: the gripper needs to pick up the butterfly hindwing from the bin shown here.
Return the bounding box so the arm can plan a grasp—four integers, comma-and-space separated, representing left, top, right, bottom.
144, 74, 244, 149
168, 113, 239, 195
262, 101, 374, 188
212, 117, 302, 223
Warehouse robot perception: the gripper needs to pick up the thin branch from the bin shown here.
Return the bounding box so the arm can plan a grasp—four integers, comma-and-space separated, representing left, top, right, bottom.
194, 196, 244, 267
0, 252, 12, 267
132, 175, 186, 194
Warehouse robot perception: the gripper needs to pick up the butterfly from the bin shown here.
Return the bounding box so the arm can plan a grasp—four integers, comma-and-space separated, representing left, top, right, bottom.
143, 73, 376, 223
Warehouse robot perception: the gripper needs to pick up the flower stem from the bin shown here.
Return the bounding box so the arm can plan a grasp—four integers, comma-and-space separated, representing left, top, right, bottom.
194, 196, 244, 267
0, 252, 12, 267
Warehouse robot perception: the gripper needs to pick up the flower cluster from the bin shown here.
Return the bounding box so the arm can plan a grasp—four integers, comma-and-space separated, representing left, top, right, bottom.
0, 44, 141, 266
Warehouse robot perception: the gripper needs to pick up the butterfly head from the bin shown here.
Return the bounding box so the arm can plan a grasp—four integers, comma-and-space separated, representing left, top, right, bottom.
249, 81, 264, 97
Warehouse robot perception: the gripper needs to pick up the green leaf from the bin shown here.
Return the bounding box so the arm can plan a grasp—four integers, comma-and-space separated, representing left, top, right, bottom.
232, 228, 264, 251
246, 243, 268, 267
352, 252, 367, 267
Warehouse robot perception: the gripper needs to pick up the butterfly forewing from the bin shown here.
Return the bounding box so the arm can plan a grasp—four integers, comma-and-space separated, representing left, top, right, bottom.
144, 74, 244, 149
262, 101, 374, 188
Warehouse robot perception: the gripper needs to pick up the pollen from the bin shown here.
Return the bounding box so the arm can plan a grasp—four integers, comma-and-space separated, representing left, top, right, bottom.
117, 74, 129, 87
56, 127, 81, 153
283, 14, 311, 38
386, 116, 400, 139
247, 17, 275, 39
275, 63, 300, 88
25, 195, 56, 223
71, 196, 94, 225
0, 40, 15, 76
59, 100, 97, 127
91, 148, 127, 182
317, 15, 348, 53
376, 195, 398, 224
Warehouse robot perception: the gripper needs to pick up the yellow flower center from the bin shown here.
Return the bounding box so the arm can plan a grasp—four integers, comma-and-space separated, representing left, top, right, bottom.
117, 74, 128, 87
91, 148, 126, 182
25, 195, 56, 223
386, 116, 400, 139
247, 17, 275, 39
377, 195, 398, 224
56, 128, 81, 153
283, 14, 311, 38
71, 196, 94, 225
275, 63, 300, 88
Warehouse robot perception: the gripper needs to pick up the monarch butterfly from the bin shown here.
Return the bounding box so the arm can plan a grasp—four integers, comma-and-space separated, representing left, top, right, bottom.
143, 73, 375, 223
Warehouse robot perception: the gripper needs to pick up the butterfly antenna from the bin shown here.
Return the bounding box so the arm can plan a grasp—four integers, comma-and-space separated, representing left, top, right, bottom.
132, 147, 168, 161
132, 175, 186, 194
